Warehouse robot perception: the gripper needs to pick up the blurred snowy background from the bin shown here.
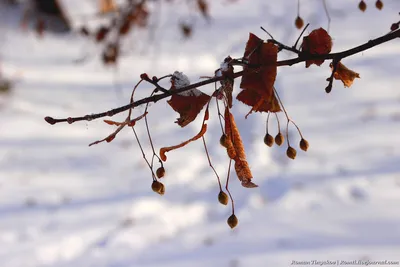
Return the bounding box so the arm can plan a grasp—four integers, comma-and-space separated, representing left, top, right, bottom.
1, 0, 400, 266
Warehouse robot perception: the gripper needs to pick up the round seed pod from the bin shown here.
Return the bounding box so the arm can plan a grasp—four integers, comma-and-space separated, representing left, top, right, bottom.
275, 133, 285, 146
299, 138, 309, 152
375, 0, 383, 10
227, 214, 238, 229
159, 183, 165, 196
295, 16, 304, 29
220, 134, 229, 148
286, 146, 297, 160
264, 133, 274, 147
218, 191, 229, 205
156, 167, 165, 178
358, 0, 367, 12
151, 181, 163, 194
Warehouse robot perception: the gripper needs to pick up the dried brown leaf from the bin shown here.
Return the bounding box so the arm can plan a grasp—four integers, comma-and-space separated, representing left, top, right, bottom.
224, 107, 257, 188
332, 62, 360, 87
301, 28, 332, 68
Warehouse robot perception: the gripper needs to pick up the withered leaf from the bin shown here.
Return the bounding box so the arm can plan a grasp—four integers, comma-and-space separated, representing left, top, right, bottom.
332, 62, 360, 87
168, 72, 211, 127
224, 107, 258, 188
234, 160, 258, 188
168, 93, 210, 127
236, 88, 281, 117
239, 33, 278, 116
301, 28, 332, 68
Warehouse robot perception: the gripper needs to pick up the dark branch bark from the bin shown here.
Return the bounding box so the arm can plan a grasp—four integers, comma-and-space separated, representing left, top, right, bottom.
45, 28, 400, 125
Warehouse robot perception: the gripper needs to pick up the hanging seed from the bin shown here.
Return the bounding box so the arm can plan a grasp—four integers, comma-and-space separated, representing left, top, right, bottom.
218, 191, 229, 205
151, 181, 163, 194
286, 146, 297, 160
227, 214, 238, 229
156, 167, 165, 178
295, 16, 304, 29
264, 133, 274, 147
275, 133, 284, 146
375, 0, 383, 10
220, 134, 229, 148
358, 0, 367, 12
299, 138, 309, 151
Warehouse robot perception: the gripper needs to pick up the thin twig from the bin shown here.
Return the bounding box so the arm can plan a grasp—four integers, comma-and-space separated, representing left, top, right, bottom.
260, 26, 274, 39
202, 136, 223, 192
131, 126, 157, 180
266, 112, 271, 134
322, 0, 331, 33
45, 29, 400, 125
225, 159, 234, 214
293, 23, 310, 49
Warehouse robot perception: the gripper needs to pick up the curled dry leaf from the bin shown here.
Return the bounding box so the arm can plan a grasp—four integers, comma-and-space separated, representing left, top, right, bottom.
332, 62, 360, 87
224, 107, 258, 188
215, 57, 234, 108
226, 139, 237, 159
160, 107, 209, 161
235, 160, 258, 188
168, 71, 211, 127
301, 28, 332, 68
238, 33, 278, 116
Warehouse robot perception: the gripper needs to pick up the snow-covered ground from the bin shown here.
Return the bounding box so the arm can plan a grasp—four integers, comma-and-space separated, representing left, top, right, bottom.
1, 1, 400, 266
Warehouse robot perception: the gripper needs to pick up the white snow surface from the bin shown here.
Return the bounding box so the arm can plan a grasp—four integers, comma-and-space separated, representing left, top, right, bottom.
1, 1, 400, 267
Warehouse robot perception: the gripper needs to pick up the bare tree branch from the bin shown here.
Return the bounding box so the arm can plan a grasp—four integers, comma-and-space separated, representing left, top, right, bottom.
45, 28, 400, 125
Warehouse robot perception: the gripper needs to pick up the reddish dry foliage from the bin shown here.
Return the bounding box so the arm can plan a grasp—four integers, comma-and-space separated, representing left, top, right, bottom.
224, 107, 258, 188
167, 92, 210, 127
301, 28, 332, 68
236, 89, 281, 115
238, 33, 279, 116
